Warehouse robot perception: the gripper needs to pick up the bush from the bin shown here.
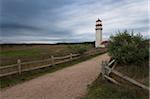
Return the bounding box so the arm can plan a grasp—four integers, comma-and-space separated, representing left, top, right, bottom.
108, 30, 148, 64
68, 44, 89, 54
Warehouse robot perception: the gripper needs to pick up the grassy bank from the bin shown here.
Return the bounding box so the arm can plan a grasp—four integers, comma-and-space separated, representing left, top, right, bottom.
82, 75, 149, 99
82, 61, 149, 99
115, 61, 149, 86
0, 51, 106, 89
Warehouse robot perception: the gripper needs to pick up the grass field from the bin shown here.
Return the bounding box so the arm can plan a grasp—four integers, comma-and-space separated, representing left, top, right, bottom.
0, 49, 40, 57
0, 49, 106, 89
0, 43, 95, 66
0, 43, 107, 89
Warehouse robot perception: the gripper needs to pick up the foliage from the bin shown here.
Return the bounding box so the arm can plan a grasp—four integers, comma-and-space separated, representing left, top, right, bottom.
68, 44, 90, 54
108, 30, 148, 64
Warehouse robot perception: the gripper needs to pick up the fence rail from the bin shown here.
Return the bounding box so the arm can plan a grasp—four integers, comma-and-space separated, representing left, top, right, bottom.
101, 60, 149, 91
0, 53, 80, 77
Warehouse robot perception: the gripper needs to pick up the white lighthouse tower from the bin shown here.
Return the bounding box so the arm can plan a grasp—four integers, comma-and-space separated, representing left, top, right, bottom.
95, 18, 103, 48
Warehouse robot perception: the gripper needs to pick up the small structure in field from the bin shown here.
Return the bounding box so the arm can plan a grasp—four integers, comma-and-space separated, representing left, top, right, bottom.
101, 40, 110, 47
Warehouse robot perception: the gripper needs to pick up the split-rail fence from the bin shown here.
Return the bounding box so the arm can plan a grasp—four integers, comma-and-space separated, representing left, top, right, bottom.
101, 60, 149, 91
0, 53, 80, 77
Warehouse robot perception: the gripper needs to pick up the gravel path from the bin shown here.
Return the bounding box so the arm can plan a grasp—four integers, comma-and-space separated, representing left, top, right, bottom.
1, 53, 110, 99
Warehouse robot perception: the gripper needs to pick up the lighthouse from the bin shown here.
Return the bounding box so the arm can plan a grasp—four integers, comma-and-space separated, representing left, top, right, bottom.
95, 18, 103, 48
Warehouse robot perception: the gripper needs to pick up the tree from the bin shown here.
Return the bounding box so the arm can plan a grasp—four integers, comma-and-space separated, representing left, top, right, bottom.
108, 30, 148, 64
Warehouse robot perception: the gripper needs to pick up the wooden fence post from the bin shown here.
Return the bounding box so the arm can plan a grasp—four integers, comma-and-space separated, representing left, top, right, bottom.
70, 53, 72, 60
51, 56, 54, 66
104, 61, 109, 75
17, 59, 21, 74
101, 61, 105, 80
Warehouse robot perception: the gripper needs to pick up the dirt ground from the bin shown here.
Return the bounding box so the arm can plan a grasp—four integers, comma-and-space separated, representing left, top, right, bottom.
1, 53, 110, 99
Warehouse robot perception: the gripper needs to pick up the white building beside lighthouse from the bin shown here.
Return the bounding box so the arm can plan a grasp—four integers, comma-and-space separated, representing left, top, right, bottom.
95, 18, 104, 48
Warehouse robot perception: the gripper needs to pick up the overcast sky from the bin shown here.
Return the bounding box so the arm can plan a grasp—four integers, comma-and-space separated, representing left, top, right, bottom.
0, 0, 149, 43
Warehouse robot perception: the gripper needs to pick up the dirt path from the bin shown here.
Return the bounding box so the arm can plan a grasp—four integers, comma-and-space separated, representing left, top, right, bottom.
1, 53, 110, 99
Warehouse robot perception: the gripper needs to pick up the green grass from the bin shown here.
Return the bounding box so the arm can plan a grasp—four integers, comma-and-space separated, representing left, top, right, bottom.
0, 51, 106, 89
0, 44, 95, 66
82, 75, 149, 99
0, 49, 40, 57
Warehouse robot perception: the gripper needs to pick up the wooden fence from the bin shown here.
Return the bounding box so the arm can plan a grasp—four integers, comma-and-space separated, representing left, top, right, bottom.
0, 53, 80, 77
101, 60, 149, 91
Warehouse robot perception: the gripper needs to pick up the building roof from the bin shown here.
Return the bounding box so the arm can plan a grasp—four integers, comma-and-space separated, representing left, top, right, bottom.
101, 40, 110, 45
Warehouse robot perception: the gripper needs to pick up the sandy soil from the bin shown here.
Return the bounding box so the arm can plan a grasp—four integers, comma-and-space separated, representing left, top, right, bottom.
1, 53, 110, 99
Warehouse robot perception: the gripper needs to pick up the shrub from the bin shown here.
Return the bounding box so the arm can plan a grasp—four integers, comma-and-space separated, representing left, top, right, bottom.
108, 30, 148, 64
68, 44, 88, 54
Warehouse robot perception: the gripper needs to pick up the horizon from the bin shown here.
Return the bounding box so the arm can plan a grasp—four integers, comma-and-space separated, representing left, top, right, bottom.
0, 41, 95, 44
0, 0, 149, 43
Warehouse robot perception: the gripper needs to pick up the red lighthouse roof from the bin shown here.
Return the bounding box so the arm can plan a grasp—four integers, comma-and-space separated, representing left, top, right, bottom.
101, 40, 110, 44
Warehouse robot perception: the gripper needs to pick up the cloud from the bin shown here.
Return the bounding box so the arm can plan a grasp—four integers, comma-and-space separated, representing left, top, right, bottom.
0, 22, 41, 31
0, 0, 148, 43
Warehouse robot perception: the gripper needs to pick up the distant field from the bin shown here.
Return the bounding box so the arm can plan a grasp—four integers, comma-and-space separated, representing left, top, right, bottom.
0, 49, 40, 57
0, 43, 97, 66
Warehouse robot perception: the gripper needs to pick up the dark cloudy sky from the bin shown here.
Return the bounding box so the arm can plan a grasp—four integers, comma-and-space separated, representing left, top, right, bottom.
0, 0, 149, 43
